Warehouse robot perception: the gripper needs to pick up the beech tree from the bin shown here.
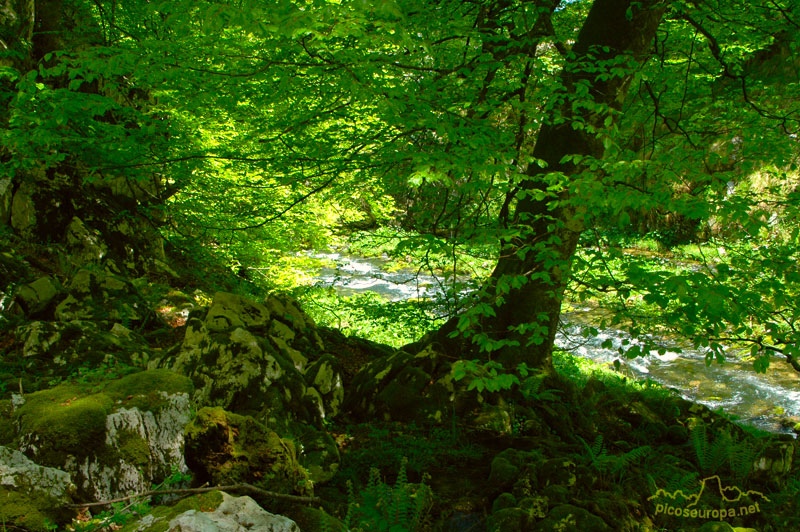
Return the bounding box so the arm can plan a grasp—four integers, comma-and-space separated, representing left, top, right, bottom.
2, 0, 799, 373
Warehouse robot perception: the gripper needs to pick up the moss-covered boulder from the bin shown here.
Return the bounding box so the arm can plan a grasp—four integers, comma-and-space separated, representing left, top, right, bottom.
487, 448, 542, 493
14, 318, 152, 386
11, 369, 193, 501
54, 265, 149, 324
168, 317, 320, 420
751, 436, 795, 487
304, 355, 344, 417
204, 291, 272, 332
0, 177, 12, 224
184, 407, 313, 497
16, 275, 60, 316
159, 291, 335, 423
487, 507, 530, 532
532, 503, 611, 532
291, 423, 341, 484
0, 446, 76, 531
121, 491, 300, 532
346, 344, 458, 423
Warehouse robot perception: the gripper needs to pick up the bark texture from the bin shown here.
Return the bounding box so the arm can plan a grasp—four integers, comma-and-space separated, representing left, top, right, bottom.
443, 0, 667, 369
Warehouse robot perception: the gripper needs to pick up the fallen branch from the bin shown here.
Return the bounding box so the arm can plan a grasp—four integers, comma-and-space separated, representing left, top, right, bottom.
67, 483, 321, 509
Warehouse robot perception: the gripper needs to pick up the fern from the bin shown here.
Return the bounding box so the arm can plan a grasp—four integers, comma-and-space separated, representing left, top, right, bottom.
690, 422, 758, 480
579, 435, 608, 467
344, 459, 432, 532
691, 423, 714, 473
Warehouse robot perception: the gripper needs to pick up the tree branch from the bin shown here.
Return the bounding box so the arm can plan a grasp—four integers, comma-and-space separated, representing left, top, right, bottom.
67, 483, 321, 509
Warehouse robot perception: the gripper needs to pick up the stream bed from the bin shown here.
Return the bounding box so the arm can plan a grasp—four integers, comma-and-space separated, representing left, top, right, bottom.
309, 251, 800, 435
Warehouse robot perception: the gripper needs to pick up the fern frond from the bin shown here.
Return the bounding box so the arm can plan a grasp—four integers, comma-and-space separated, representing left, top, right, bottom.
690, 423, 712, 473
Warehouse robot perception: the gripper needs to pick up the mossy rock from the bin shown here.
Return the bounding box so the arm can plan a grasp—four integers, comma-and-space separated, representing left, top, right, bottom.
0, 446, 76, 531
13, 319, 151, 386
488, 448, 542, 492
15, 384, 113, 464
487, 507, 529, 532
0, 488, 66, 532
304, 355, 345, 419
492, 492, 517, 513
292, 423, 340, 484
105, 368, 193, 412
12, 370, 192, 501
204, 291, 272, 332
0, 400, 15, 446
168, 318, 319, 423
285, 506, 344, 532
533, 504, 611, 532
696, 523, 735, 532
488, 456, 521, 491
347, 346, 455, 423
184, 407, 312, 496
16, 275, 60, 315
118, 491, 225, 532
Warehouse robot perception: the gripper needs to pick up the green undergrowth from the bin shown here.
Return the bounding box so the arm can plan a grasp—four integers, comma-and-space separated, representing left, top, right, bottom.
295, 288, 447, 348
332, 422, 483, 487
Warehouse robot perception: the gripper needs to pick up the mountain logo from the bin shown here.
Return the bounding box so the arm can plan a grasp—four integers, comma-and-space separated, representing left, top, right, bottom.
649, 476, 769, 520
649, 475, 771, 507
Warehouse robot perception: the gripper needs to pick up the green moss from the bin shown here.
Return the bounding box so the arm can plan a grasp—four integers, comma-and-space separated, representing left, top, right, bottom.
116, 428, 151, 467
102, 369, 193, 415
0, 400, 15, 445
117, 491, 225, 532
0, 488, 66, 532
184, 407, 311, 496
183, 406, 232, 442
105, 369, 193, 405
14, 385, 113, 462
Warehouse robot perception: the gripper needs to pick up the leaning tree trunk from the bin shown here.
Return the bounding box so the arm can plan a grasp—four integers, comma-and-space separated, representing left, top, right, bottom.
456, 0, 666, 370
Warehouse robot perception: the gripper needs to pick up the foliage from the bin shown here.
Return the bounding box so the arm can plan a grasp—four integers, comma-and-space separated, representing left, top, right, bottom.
297, 288, 444, 348
336, 422, 481, 483
4, 0, 800, 371
578, 434, 651, 484
68, 466, 191, 531
343, 459, 433, 532
689, 423, 760, 482
451, 359, 561, 402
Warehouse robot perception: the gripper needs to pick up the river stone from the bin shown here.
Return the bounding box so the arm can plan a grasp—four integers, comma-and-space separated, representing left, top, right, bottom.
0, 446, 76, 531
168, 492, 300, 532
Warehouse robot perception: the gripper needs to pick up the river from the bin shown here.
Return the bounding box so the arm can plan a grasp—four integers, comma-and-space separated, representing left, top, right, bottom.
309, 251, 800, 435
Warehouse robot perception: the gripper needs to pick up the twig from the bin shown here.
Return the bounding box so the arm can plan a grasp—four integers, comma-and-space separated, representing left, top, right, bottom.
67, 483, 321, 509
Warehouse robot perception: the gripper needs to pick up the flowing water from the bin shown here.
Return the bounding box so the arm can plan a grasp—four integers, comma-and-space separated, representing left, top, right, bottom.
310, 252, 800, 435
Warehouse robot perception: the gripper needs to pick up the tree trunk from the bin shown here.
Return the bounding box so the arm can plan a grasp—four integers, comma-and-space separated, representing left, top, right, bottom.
455, 0, 666, 369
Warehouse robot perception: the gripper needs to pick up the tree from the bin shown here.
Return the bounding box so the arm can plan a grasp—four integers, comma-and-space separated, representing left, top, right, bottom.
2, 0, 799, 374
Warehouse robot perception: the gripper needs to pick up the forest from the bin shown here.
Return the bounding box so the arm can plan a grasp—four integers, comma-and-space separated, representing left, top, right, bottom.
1, 0, 800, 530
